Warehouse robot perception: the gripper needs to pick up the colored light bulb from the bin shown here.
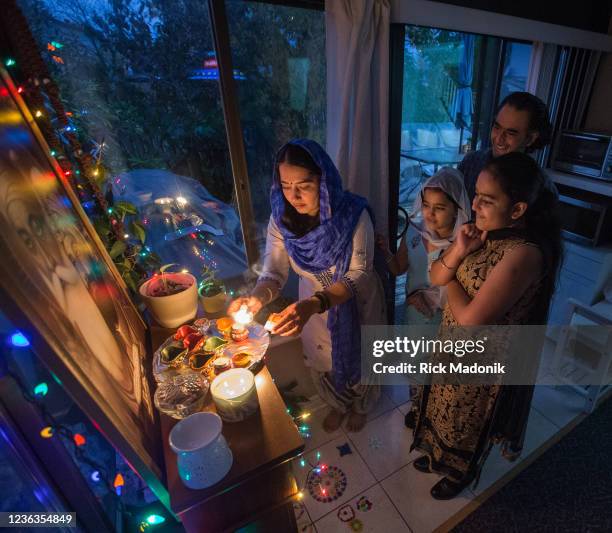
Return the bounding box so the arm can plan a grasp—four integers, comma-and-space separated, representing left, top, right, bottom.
10, 331, 30, 347
34, 382, 48, 396
146, 515, 166, 525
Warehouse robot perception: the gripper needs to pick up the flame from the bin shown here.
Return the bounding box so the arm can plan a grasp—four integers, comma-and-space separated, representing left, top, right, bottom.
232, 304, 253, 327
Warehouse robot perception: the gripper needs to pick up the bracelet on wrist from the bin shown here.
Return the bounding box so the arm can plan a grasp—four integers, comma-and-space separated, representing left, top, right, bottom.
439, 256, 458, 271
313, 291, 331, 313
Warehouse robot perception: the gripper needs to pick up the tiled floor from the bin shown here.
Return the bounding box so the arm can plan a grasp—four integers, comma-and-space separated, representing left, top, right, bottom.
290, 383, 590, 533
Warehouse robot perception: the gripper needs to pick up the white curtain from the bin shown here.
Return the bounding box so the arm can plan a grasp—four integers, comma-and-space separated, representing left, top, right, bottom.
525, 41, 544, 95
326, 0, 391, 232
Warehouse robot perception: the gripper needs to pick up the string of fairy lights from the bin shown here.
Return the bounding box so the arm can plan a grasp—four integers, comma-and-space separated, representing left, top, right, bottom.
1, 331, 167, 530
285, 407, 339, 503
3, 51, 228, 290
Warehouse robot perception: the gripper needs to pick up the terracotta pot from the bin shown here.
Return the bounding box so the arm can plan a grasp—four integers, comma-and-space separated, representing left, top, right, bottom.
139, 272, 198, 328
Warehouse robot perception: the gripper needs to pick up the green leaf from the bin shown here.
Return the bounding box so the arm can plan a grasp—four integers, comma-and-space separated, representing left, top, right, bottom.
130, 220, 146, 244
160, 263, 177, 273
109, 240, 127, 259
93, 218, 111, 238
115, 201, 138, 215
124, 271, 138, 293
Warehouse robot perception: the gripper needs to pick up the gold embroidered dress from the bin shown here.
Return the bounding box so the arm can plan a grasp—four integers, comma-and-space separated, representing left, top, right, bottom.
411, 231, 545, 481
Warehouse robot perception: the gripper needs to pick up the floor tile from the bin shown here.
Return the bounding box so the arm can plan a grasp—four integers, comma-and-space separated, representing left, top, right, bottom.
314, 483, 410, 533
532, 384, 585, 429
293, 436, 377, 522
381, 463, 474, 533
382, 384, 412, 407
522, 407, 560, 453
348, 408, 420, 481
470, 443, 515, 497
396, 401, 412, 417
293, 501, 316, 533
340, 392, 395, 432
301, 403, 344, 454
472, 407, 558, 496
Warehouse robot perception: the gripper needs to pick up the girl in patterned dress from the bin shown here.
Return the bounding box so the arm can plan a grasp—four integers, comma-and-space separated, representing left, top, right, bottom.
410, 152, 562, 499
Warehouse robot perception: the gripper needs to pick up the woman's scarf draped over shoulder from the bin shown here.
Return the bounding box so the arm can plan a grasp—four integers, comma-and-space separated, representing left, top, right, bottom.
409, 167, 471, 248
270, 138, 369, 390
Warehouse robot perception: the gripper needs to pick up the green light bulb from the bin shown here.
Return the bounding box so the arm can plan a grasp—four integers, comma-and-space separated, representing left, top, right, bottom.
34, 382, 49, 396
146, 514, 166, 525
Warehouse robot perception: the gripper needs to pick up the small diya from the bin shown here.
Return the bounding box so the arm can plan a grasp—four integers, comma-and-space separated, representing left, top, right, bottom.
160, 342, 188, 367
216, 317, 233, 339
201, 336, 228, 355
231, 352, 252, 368
230, 324, 249, 342
213, 356, 232, 374
174, 324, 197, 341
183, 331, 203, 351
188, 351, 214, 372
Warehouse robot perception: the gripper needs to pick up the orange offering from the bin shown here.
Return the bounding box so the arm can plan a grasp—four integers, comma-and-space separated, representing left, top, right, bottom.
216, 317, 233, 338
231, 352, 251, 368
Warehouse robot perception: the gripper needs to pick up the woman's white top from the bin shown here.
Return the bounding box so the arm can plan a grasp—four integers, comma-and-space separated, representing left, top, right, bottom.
259, 211, 386, 372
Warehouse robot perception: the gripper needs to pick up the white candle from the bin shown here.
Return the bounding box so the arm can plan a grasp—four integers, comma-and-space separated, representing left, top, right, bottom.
210, 368, 259, 423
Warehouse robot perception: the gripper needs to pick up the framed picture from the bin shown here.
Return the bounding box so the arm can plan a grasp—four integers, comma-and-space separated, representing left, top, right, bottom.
0, 70, 168, 508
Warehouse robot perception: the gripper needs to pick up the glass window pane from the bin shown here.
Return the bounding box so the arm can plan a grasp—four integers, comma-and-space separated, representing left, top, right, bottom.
226, 1, 326, 246
396, 25, 532, 323
16, 0, 247, 286
499, 42, 533, 103
401, 27, 480, 208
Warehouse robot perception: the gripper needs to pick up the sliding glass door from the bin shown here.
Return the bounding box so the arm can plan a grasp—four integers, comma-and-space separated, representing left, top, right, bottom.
389, 24, 533, 322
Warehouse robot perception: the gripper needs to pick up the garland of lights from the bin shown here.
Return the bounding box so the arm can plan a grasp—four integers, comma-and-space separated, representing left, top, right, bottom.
1, 0, 121, 236
1, 332, 167, 530
0, 0, 162, 294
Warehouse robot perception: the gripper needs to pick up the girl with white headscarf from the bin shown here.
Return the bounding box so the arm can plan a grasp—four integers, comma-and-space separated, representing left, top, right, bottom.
377, 167, 471, 325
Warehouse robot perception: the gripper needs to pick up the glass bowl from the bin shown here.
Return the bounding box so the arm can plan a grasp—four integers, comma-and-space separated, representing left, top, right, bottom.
154, 373, 209, 419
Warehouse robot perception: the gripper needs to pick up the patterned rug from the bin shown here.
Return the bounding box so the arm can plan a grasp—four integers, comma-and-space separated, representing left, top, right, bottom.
453, 397, 612, 532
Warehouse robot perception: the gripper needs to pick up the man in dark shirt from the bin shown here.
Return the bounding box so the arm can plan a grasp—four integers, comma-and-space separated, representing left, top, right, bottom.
458, 92, 553, 203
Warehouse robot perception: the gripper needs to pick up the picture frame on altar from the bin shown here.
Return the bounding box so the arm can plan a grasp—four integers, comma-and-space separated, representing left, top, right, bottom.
0, 69, 168, 506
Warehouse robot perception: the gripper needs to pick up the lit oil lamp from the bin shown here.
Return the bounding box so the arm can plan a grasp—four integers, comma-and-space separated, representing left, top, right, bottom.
230, 304, 252, 342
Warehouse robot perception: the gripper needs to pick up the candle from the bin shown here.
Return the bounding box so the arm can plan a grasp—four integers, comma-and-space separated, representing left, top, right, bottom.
210, 368, 259, 423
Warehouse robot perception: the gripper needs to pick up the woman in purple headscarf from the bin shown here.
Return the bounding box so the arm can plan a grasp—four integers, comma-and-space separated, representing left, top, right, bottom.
229, 139, 386, 432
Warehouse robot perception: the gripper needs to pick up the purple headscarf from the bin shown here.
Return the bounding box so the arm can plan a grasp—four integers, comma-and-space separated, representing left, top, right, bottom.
271, 139, 370, 389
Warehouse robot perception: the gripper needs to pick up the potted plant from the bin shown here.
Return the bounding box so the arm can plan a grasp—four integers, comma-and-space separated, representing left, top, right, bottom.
199, 266, 227, 314
139, 264, 198, 328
